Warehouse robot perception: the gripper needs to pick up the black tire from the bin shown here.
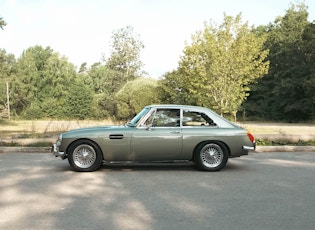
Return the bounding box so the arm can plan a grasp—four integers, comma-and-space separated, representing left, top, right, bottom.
194, 142, 228, 171
67, 140, 103, 172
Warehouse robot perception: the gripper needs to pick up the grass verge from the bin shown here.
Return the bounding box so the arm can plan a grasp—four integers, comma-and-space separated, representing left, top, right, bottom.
256, 139, 315, 146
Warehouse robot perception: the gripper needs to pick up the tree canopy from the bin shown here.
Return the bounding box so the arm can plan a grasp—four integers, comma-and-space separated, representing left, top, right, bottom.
105, 26, 145, 81
0, 17, 6, 30
243, 3, 315, 121
161, 14, 269, 120
116, 78, 160, 120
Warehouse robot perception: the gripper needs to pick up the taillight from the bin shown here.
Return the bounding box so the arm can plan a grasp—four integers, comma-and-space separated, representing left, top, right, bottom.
247, 131, 255, 143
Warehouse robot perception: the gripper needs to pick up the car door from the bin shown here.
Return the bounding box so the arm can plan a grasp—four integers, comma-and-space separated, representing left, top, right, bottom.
130, 108, 183, 161
181, 109, 219, 158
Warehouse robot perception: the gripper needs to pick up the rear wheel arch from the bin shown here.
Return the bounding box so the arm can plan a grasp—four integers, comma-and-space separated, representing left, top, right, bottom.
193, 140, 230, 158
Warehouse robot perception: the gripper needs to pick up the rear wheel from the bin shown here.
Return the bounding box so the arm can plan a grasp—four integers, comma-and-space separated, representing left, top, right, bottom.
194, 142, 228, 171
67, 140, 103, 172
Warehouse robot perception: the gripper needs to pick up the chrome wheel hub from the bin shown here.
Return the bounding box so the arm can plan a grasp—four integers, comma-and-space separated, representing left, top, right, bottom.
73, 144, 96, 168
200, 143, 223, 168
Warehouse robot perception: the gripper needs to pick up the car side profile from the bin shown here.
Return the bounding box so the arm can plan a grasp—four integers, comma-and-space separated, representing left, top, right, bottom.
52, 104, 255, 172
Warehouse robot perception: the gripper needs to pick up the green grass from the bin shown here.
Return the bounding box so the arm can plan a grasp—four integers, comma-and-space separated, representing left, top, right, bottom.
256, 139, 315, 146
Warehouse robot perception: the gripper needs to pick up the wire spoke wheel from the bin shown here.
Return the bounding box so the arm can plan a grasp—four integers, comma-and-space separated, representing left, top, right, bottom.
68, 140, 103, 172
200, 143, 224, 168
195, 142, 228, 171
73, 144, 97, 168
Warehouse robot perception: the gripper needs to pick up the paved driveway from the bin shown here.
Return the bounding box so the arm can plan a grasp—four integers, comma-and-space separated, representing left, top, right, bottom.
0, 152, 314, 230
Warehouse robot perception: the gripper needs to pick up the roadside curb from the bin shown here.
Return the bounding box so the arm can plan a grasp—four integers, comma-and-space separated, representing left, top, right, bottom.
1, 146, 315, 154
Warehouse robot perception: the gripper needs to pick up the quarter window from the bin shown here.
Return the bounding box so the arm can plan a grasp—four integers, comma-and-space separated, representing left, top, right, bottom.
183, 110, 216, 126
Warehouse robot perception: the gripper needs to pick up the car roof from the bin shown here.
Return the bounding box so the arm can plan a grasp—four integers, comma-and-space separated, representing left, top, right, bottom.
145, 104, 238, 128
146, 104, 209, 111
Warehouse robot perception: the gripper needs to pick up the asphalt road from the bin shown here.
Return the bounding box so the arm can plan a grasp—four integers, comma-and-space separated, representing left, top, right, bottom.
0, 152, 314, 230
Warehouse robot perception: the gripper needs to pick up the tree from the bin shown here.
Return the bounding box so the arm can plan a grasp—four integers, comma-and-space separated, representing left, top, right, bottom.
178, 14, 269, 120
158, 70, 195, 105
0, 49, 16, 119
0, 17, 6, 30
105, 26, 145, 82
10, 45, 77, 118
302, 22, 315, 120
63, 82, 94, 119
244, 3, 313, 121
93, 26, 145, 119
85, 62, 124, 94
116, 78, 160, 120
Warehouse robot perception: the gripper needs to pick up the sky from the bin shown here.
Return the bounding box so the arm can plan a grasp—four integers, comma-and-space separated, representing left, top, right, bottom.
1, 0, 315, 78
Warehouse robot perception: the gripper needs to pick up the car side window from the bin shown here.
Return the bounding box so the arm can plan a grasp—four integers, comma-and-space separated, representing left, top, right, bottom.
183, 110, 216, 126
150, 109, 180, 127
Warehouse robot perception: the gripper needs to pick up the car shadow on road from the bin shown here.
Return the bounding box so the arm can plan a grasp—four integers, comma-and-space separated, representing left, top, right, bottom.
100, 162, 197, 171
51, 159, 251, 172
98, 160, 251, 172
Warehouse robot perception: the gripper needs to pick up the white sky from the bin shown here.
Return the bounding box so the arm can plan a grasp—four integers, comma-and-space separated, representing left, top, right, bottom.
1, 0, 314, 78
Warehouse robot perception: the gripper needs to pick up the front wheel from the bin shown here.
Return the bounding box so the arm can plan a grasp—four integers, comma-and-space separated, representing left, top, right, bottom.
194, 142, 228, 171
67, 140, 103, 172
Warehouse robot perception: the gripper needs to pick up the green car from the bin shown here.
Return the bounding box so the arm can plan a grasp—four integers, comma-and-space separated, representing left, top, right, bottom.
52, 104, 255, 172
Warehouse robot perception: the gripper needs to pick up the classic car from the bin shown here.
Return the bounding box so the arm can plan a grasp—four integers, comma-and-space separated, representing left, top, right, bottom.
52, 104, 255, 172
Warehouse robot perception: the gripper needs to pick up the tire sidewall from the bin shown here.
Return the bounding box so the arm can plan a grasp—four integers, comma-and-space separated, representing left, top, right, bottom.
68, 140, 103, 172
194, 141, 229, 171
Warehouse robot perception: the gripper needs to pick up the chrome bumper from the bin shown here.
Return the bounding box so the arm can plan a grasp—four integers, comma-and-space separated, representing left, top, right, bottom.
51, 144, 66, 159
243, 145, 256, 151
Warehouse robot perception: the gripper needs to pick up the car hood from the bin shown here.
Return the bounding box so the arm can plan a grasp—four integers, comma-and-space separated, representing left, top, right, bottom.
61, 125, 131, 138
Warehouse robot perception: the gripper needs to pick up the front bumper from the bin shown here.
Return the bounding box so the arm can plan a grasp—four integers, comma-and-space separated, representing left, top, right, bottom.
51, 144, 66, 159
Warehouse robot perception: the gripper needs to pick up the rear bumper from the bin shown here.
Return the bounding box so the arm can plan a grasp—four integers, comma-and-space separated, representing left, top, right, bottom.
230, 144, 255, 158
243, 145, 256, 151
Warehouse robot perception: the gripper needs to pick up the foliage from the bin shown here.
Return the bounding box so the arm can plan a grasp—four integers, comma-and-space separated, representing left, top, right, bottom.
10, 46, 79, 118
175, 14, 269, 119
93, 93, 117, 119
90, 26, 146, 119
158, 71, 196, 105
0, 49, 16, 119
63, 82, 94, 119
116, 78, 160, 120
105, 26, 145, 81
244, 3, 315, 121
0, 17, 6, 30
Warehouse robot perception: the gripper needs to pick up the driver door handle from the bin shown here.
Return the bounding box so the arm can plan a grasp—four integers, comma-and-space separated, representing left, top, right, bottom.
170, 131, 180, 134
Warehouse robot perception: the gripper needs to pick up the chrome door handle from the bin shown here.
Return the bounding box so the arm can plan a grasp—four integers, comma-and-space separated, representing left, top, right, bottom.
170, 131, 180, 134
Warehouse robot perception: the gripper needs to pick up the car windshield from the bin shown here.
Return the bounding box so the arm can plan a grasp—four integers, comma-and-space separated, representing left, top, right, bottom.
127, 107, 150, 127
